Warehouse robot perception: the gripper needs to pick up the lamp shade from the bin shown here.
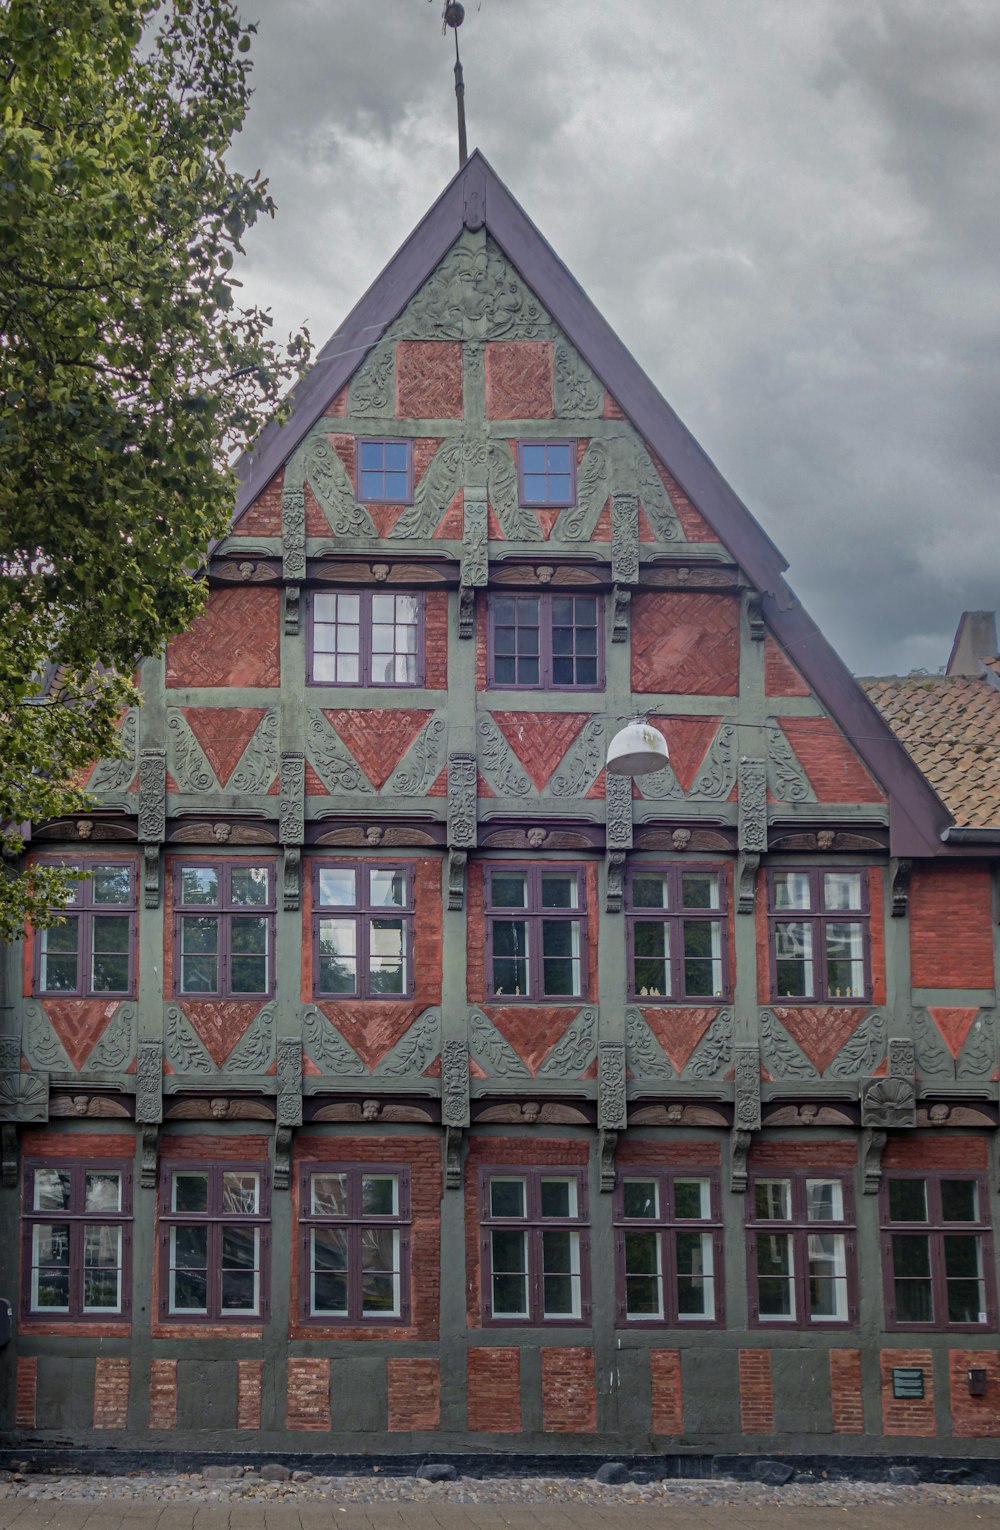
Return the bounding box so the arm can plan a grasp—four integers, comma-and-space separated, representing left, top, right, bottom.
606, 719, 669, 777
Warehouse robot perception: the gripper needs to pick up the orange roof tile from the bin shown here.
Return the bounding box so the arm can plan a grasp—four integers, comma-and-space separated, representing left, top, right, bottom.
859, 669, 1000, 828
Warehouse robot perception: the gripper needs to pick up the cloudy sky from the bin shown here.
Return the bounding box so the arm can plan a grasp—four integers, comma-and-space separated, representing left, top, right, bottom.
229, 0, 1000, 678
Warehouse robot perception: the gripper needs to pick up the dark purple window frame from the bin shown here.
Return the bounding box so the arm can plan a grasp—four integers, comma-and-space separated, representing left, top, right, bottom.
487, 592, 605, 691
766, 865, 872, 1004
485, 863, 588, 1003
21, 1159, 133, 1324
172, 859, 276, 1000
157, 1160, 271, 1324
312, 861, 415, 1000
613, 1166, 724, 1328
307, 589, 426, 688
479, 1166, 590, 1327
880, 1171, 996, 1332
297, 1162, 411, 1326
625, 863, 730, 1003
354, 437, 414, 504
516, 440, 577, 507
32, 857, 137, 1000
747, 1168, 858, 1329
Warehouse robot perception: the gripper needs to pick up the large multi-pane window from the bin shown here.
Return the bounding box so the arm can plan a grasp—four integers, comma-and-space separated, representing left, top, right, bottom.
747, 1173, 855, 1327
313, 863, 413, 998
767, 868, 870, 1002
310, 591, 423, 686
35, 861, 136, 998
486, 865, 586, 1001
356, 438, 413, 503
174, 862, 274, 999
480, 1169, 588, 1324
881, 1174, 994, 1330
488, 593, 603, 689
614, 1169, 723, 1326
626, 866, 728, 1001
159, 1163, 270, 1322
516, 441, 576, 506
299, 1165, 409, 1324
22, 1161, 131, 1322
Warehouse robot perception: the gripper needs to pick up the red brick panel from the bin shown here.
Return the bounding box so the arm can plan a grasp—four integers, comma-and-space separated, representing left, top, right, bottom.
738, 1349, 774, 1434
485, 342, 553, 419
631, 593, 740, 696
233, 470, 283, 537
650, 1349, 683, 1435
636, 1007, 721, 1076
15, 1358, 37, 1428
467, 1348, 521, 1432
749, 1140, 856, 1169
287, 1358, 331, 1432
768, 1007, 871, 1076
238, 1360, 264, 1430
491, 712, 590, 792
649, 717, 721, 793
424, 591, 449, 690
778, 717, 886, 804
648, 456, 720, 543
949, 1350, 1000, 1437
165, 587, 281, 690
883, 1135, 988, 1171
39, 999, 123, 1072
869, 867, 887, 1007
880, 1349, 936, 1436
179, 999, 263, 1069
387, 1357, 441, 1431
541, 1347, 597, 1433
830, 1349, 864, 1433
927, 1008, 981, 1060
396, 341, 463, 418
180, 707, 269, 788
617, 1139, 721, 1167
909, 865, 995, 989
322, 709, 433, 792
148, 1359, 177, 1430
764, 637, 811, 697
94, 1357, 130, 1429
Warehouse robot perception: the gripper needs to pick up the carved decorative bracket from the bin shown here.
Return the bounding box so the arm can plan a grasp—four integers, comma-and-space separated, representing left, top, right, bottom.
441, 1037, 471, 1128
284, 584, 301, 636
734, 1045, 762, 1132
598, 1042, 627, 1132
138, 747, 166, 843
274, 1126, 293, 1191
447, 753, 477, 867
135, 1043, 163, 1125
861, 1076, 916, 1130
143, 845, 160, 910
276, 1036, 303, 1128
459, 586, 476, 640
447, 848, 468, 912
283, 847, 301, 913
444, 1125, 464, 1191
612, 585, 631, 643
605, 771, 633, 852
746, 592, 766, 642
605, 850, 626, 914
279, 752, 305, 846
598, 1129, 618, 1193
140, 1126, 159, 1189
730, 1129, 752, 1193
736, 850, 760, 915
738, 759, 767, 855
1, 1124, 18, 1188
891, 858, 913, 919
611, 492, 639, 586
861, 1128, 887, 1194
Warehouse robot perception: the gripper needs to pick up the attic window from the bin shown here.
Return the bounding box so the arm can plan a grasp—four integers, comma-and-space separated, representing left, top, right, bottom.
356, 439, 413, 504
517, 441, 575, 507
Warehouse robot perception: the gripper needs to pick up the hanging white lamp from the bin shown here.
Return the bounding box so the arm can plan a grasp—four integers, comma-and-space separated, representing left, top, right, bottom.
606, 718, 669, 776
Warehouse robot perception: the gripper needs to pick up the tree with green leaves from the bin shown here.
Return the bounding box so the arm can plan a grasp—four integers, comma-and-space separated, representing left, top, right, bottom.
0, 0, 310, 940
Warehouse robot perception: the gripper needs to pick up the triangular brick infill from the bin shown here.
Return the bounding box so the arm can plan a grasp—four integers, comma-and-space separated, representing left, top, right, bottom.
648, 717, 721, 795
42, 999, 121, 1071
323, 710, 432, 792
770, 1007, 867, 1075
315, 1002, 426, 1072
182, 707, 269, 788
431, 491, 465, 539
180, 1001, 263, 1068
638, 1007, 719, 1075
490, 712, 590, 791
484, 1006, 584, 1077
927, 1007, 981, 1061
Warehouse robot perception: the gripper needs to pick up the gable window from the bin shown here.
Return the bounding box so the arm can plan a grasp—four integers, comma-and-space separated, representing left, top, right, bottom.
22, 1161, 132, 1322
517, 441, 575, 507
881, 1174, 994, 1330
35, 861, 136, 998
356, 438, 413, 504
310, 591, 423, 687
615, 1169, 723, 1326
626, 866, 728, 1001
174, 862, 274, 999
159, 1162, 270, 1322
486, 865, 586, 1001
480, 1168, 589, 1324
313, 863, 413, 998
768, 868, 870, 1002
299, 1165, 410, 1324
747, 1172, 856, 1327
488, 593, 603, 689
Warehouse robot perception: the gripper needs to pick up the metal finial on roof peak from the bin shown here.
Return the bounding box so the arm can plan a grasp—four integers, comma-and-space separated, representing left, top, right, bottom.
430, 0, 475, 167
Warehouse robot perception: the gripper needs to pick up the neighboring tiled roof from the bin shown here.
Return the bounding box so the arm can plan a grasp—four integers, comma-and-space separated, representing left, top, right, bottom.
860, 670, 1000, 828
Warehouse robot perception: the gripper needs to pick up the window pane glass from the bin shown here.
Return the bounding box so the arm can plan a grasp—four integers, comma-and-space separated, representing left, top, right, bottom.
540, 1177, 577, 1219
774, 921, 814, 997
893, 1233, 931, 1277
826, 921, 865, 998
34, 1168, 71, 1211
808, 1232, 848, 1320
682, 873, 720, 910
313, 1229, 347, 1271
755, 1180, 791, 1221
362, 1176, 398, 1217
682, 919, 723, 998
231, 867, 269, 906
44, 920, 78, 954
492, 1273, 528, 1316
180, 867, 218, 905
362, 1271, 399, 1316
85, 1171, 122, 1213
631, 874, 668, 910
543, 1231, 580, 1316
319, 915, 357, 993
311, 1174, 347, 1217
622, 1179, 658, 1219
941, 1180, 978, 1222
889, 1179, 927, 1222
32, 1224, 70, 1309
541, 874, 578, 910
172, 1173, 208, 1213
370, 869, 407, 908
93, 866, 131, 904
674, 1179, 711, 1220
633, 920, 669, 997
625, 1231, 661, 1316
41, 920, 79, 992
222, 1173, 259, 1215
541, 918, 581, 995
757, 1233, 794, 1317
676, 1232, 713, 1319
893, 1234, 933, 1322
773, 872, 811, 911
312, 1230, 348, 1315
490, 873, 527, 909
93, 914, 130, 953
823, 872, 862, 910
170, 1227, 207, 1312
944, 1236, 985, 1323
490, 1178, 525, 1219
806, 1180, 844, 1222
369, 918, 405, 994
492, 919, 528, 996
221, 1228, 259, 1311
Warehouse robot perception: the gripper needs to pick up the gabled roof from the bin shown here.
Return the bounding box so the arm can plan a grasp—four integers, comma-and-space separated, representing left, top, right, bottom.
862, 669, 1000, 829
231, 150, 951, 859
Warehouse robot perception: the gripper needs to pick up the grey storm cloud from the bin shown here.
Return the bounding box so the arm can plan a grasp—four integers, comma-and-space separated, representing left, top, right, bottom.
229, 0, 1000, 677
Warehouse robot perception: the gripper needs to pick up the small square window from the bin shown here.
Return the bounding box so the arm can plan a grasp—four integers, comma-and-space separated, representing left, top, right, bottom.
627, 864, 728, 1002
34, 860, 137, 999
488, 593, 603, 690
173, 861, 275, 999
615, 1169, 723, 1326
747, 1171, 856, 1328
768, 867, 870, 1003
159, 1162, 270, 1323
22, 1159, 133, 1323
882, 1173, 995, 1330
480, 1167, 589, 1325
299, 1164, 410, 1324
356, 439, 413, 504
485, 865, 587, 1002
310, 591, 424, 687
517, 442, 576, 507
313, 862, 414, 999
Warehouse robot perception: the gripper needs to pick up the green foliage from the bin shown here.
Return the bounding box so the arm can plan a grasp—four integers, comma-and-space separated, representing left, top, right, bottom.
0, 0, 310, 940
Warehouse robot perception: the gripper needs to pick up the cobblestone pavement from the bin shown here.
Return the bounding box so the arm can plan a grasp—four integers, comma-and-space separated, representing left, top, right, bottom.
2, 1470, 1000, 1529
